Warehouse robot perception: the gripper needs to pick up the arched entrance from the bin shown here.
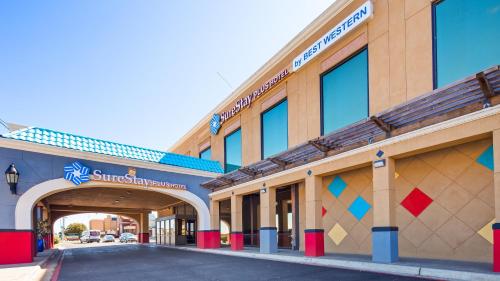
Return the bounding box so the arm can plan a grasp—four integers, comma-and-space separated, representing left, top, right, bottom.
6, 178, 213, 264
15, 178, 210, 232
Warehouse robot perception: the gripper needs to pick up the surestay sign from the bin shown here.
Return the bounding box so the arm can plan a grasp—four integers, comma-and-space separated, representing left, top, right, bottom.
292, 1, 373, 71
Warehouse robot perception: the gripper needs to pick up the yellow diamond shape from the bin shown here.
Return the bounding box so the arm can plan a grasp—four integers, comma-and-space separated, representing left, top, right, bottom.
395, 172, 400, 179
477, 219, 495, 244
328, 223, 347, 246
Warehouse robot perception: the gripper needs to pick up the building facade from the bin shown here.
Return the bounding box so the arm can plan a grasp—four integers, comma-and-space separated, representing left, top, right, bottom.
89, 215, 120, 235
169, 0, 500, 271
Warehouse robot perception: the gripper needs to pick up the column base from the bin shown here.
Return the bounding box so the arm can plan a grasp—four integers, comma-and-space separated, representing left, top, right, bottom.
230, 232, 244, 251
305, 229, 324, 257
372, 227, 399, 263
260, 227, 277, 254
0, 230, 34, 264
197, 230, 221, 249
138, 233, 149, 243
493, 223, 500, 272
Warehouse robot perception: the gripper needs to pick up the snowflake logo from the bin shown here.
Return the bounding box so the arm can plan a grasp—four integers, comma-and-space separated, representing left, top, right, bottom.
210, 113, 221, 135
64, 162, 90, 185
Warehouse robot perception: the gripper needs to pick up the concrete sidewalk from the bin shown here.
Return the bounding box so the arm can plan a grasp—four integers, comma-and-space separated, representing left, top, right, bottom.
153, 245, 499, 281
0, 249, 57, 281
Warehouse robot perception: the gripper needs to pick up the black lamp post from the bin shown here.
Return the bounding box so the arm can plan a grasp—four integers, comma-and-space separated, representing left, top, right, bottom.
5, 163, 19, 194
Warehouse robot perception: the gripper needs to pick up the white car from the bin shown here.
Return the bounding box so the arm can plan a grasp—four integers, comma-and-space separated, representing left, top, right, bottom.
102, 234, 115, 243
80, 230, 100, 243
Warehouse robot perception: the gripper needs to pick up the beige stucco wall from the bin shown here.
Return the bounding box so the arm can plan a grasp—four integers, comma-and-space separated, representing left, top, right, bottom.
396, 139, 494, 262
322, 167, 373, 254
300, 138, 494, 261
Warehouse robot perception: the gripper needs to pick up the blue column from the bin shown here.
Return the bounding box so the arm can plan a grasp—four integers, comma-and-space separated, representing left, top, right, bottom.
260, 227, 277, 254
372, 227, 398, 263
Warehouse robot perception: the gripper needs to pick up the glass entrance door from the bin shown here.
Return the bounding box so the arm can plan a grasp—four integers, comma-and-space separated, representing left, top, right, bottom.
242, 193, 260, 247
168, 218, 176, 245
276, 186, 292, 249
186, 219, 196, 244
156, 221, 161, 244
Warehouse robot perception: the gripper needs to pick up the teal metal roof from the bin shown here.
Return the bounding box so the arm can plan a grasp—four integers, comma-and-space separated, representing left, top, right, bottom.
1, 127, 223, 174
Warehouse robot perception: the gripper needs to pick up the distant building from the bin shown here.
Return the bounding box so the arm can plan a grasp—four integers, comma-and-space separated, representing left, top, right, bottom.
89, 215, 119, 235
118, 216, 138, 235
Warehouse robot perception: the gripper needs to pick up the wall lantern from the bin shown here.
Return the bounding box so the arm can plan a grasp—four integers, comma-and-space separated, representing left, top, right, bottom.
5, 163, 20, 194
373, 159, 386, 169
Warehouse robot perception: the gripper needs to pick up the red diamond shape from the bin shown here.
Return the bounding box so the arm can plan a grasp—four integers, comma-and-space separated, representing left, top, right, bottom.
322, 206, 327, 217
400, 188, 433, 217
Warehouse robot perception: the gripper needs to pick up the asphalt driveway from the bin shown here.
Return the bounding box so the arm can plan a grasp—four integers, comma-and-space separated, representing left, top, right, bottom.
58, 244, 426, 281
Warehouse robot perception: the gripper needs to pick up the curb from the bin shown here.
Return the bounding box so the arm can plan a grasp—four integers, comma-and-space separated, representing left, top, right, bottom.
155, 245, 499, 281
49, 251, 64, 281
20, 249, 59, 281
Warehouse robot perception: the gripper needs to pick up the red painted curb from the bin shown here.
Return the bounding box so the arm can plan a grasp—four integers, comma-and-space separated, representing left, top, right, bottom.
50, 252, 64, 281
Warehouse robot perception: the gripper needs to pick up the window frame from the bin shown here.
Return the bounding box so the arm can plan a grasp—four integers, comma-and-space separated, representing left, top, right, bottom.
199, 146, 211, 160
260, 98, 288, 160
431, 0, 443, 89
319, 46, 369, 136
223, 127, 242, 173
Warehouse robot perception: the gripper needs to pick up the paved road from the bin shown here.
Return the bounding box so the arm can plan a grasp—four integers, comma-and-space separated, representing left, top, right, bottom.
57, 244, 426, 281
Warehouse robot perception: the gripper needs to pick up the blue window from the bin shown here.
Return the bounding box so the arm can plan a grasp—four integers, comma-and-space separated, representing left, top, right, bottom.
321, 48, 368, 135
261, 99, 288, 159
199, 147, 211, 160
434, 0, 500, 88
224, 129, 242, 173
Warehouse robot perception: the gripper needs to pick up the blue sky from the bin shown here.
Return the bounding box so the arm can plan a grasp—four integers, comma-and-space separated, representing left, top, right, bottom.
0, 0, 335, 151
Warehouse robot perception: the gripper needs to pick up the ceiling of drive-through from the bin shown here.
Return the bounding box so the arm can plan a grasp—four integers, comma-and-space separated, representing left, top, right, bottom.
42, 187, 182, 212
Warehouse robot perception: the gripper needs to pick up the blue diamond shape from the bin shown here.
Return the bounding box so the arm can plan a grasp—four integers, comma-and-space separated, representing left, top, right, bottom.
348, 196, 371, 221
476, 145, 493, 171
328, 176, 347, 198
376, 150, 384, 158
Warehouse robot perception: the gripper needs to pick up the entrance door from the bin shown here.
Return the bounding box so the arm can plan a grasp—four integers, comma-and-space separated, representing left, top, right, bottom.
276, 187, 292, 249
156, 221, 161, 244
169, 219, 176, 245
242, 193, 260, 247
186, 219, 196, 244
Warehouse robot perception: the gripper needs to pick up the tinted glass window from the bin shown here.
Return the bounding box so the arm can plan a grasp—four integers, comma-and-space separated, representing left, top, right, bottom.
199, 147, 211, 160
321, 48, 368, 135
434, 0, 500, 87
262, 99, 288, 159
224, 129, 242, 173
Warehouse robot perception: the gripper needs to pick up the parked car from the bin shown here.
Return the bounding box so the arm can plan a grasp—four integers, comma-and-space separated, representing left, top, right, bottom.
102, 234, 115, 243
65, 234, 80, 241
119, 233, 137, 243
80, 230, 101, 243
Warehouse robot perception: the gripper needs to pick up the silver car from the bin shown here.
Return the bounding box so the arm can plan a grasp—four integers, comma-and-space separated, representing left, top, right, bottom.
102, 234, 115, 243
119, 233, 137, 243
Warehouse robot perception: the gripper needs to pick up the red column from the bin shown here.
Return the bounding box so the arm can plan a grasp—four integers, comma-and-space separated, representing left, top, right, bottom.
0, 230, 34, 264
138, 233, 149, 243
305, 229, 324, 257
32, 233, 37, 257
494, 223, 500, 272
197, 230, 221, 249
230, 232, 243, 251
